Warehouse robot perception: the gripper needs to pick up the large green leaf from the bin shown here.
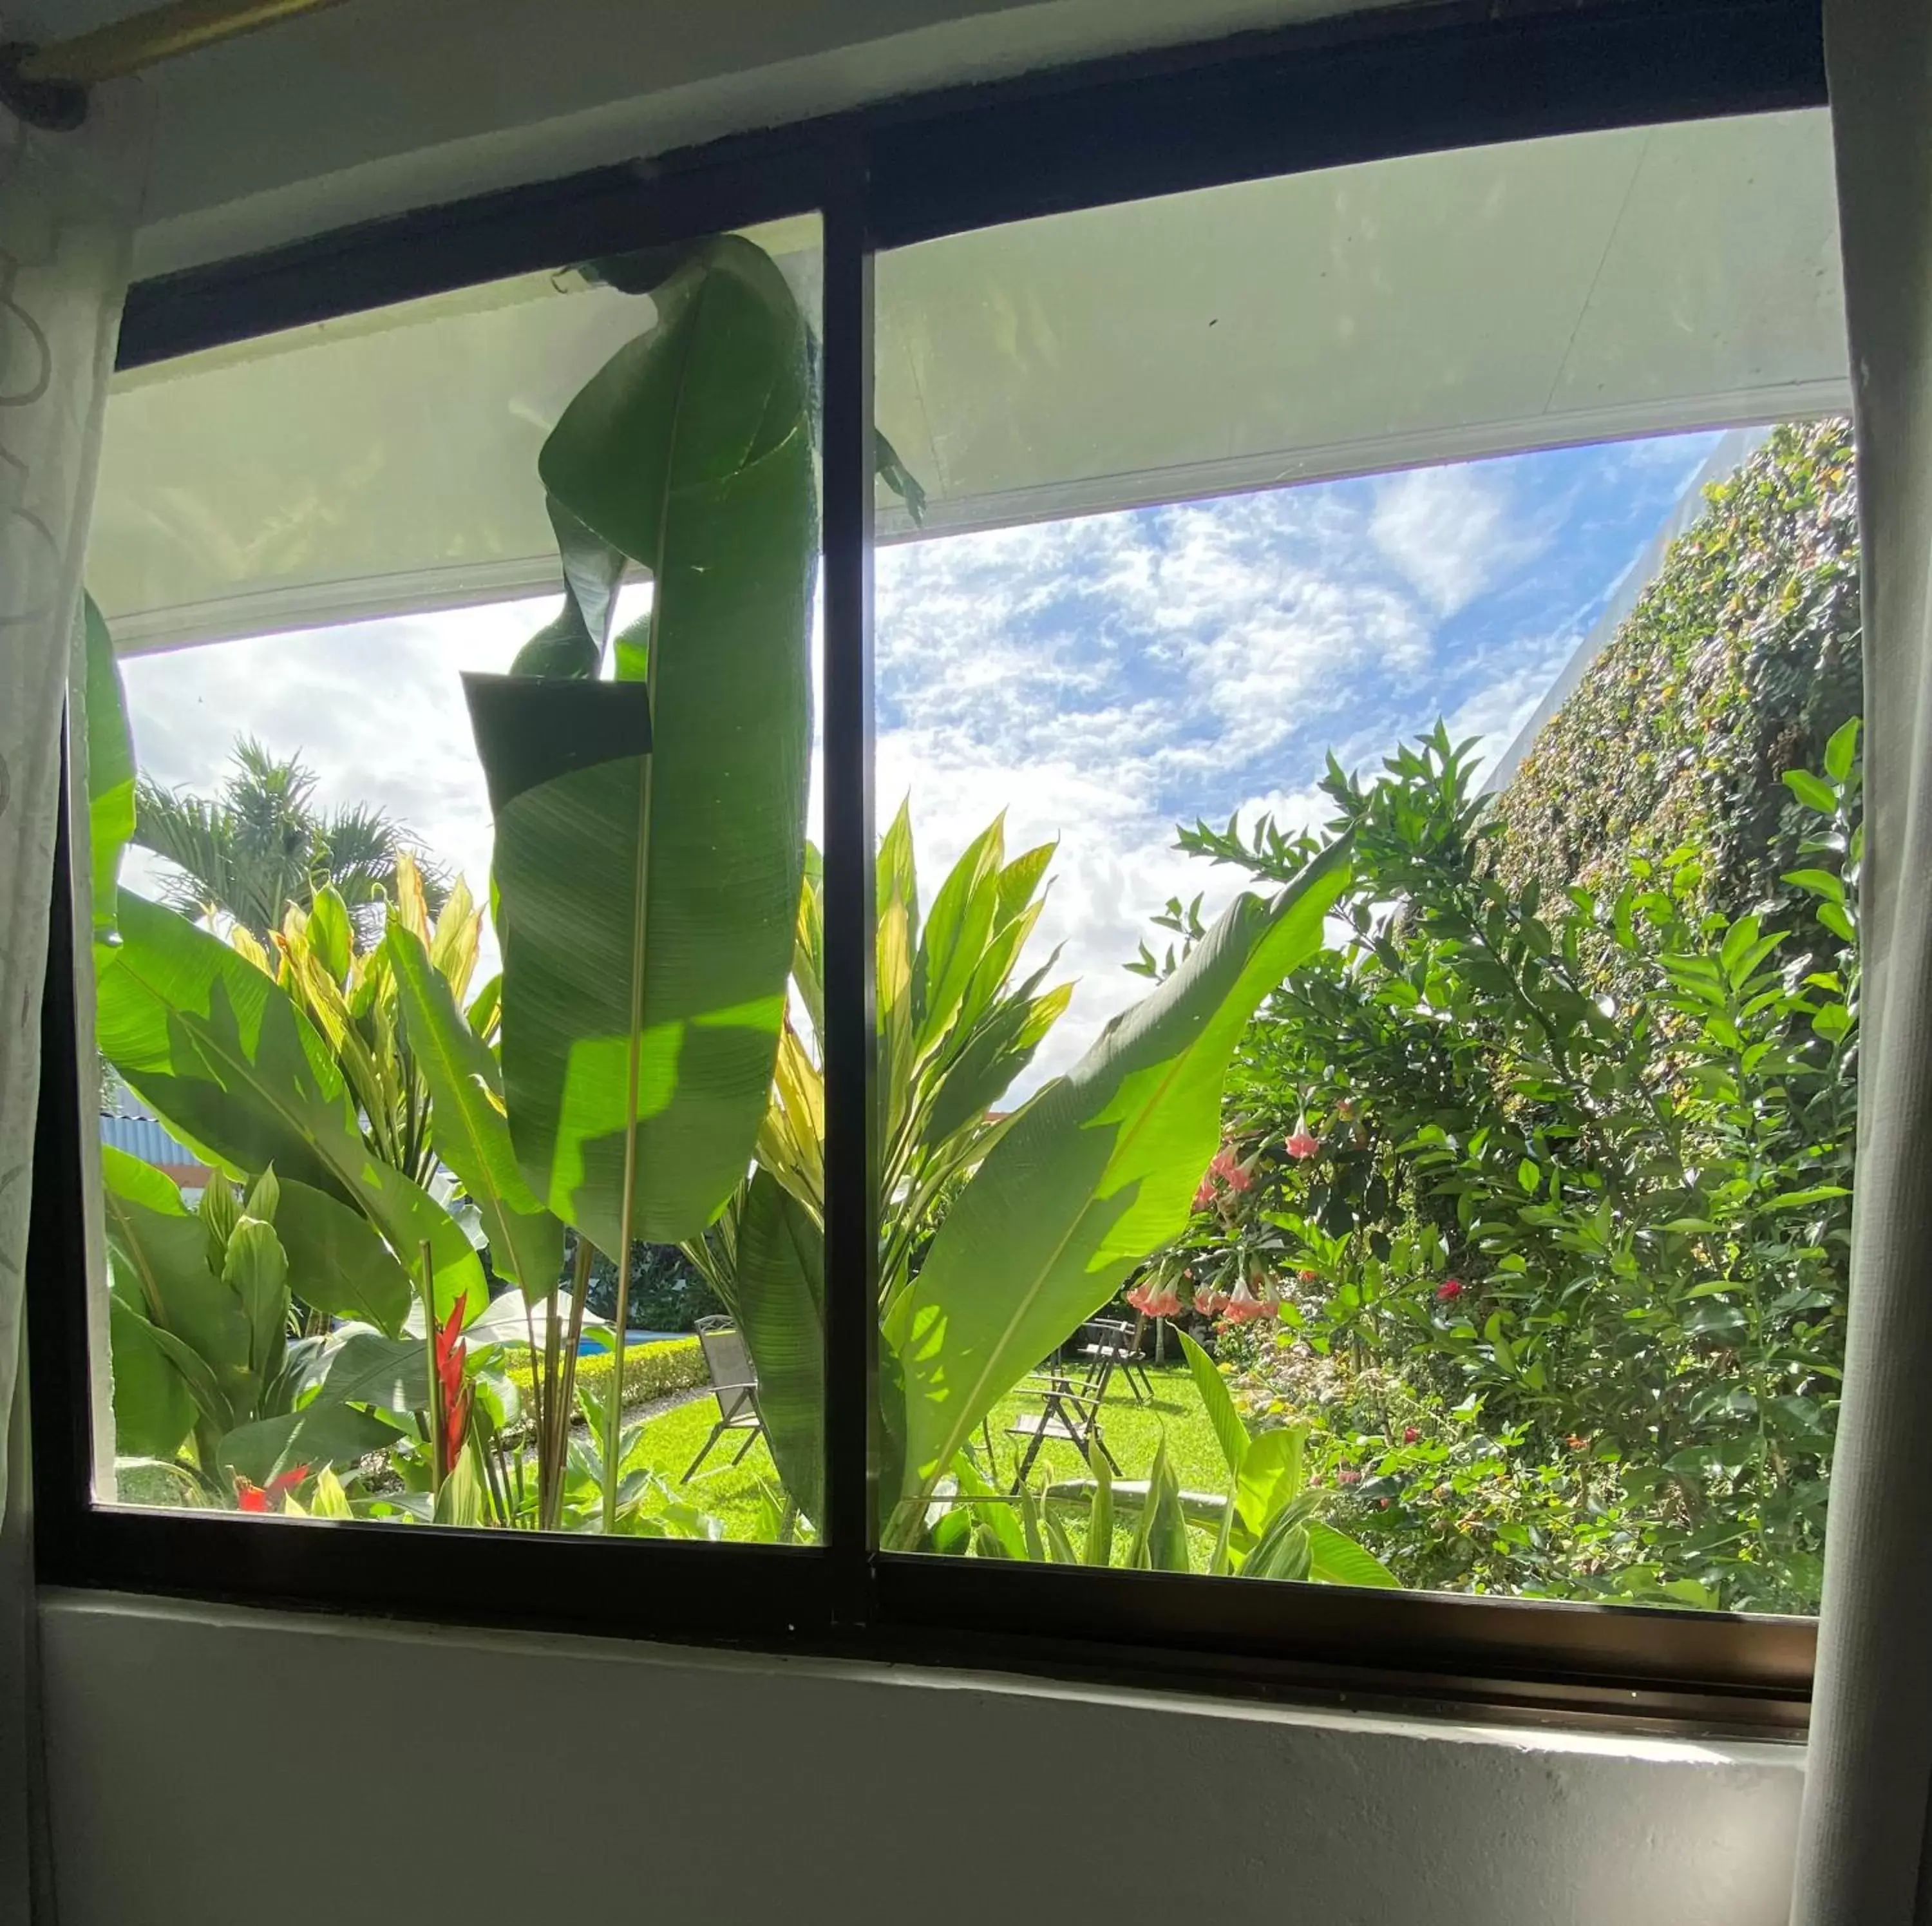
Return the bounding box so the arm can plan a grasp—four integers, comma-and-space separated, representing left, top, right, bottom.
108, 1295, 195, 1460
274, 1180, 413, 1335
218, 1403, 404, 1487
100, 1146, 250, 1402
470, 235, 812, 1254
1305, 1521, 1399, 1589
731, 1169, 824, 1524
97, 891, 480, 1320
82, 595, 135, 946
388, 920, 562, 1297
1177, 1327, 1249, 1483
882, 841, 1351, 1529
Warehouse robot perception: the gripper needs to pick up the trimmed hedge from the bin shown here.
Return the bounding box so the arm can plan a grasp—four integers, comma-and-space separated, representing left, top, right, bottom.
504, 1335, 707, 1415
1491, 420, 1861, 924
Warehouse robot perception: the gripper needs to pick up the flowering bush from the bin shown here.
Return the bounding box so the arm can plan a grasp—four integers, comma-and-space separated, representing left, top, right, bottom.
1153, 713, 1857, 1612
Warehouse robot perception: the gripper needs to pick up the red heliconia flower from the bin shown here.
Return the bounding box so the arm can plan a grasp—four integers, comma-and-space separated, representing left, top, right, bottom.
434, 1293, 473, 1469
1284, 1116, 1320, 1160
234, 1464, 310, 1513
1403, 1425, 1421, 1445
1435, 1277, 1466, 1303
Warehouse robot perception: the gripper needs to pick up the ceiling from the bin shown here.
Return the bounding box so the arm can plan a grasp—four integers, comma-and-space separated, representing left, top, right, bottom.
86, 106, 1847, 653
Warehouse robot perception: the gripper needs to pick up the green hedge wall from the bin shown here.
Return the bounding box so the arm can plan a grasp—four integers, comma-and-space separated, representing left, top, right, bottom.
1491, 420, 1861, 921
504, 1335, 708, 1416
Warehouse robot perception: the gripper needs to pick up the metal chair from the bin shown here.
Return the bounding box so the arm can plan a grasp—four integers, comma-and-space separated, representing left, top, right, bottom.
681, 1316, 766, 1481
1069, 1315, 1155, 1404
1007, 1364, 1121, 1488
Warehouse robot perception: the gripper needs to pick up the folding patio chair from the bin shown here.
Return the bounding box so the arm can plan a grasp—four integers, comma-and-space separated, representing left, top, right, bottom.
681, 1316, 767, 1481
1007, 1363, 1121, 1489
1068, 1315, 1155, 1404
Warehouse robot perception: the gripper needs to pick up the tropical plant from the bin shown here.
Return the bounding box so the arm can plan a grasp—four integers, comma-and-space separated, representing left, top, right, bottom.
135, 735, 450, 944
96, 233, 817, 1537
1156, 718, 1858, 1610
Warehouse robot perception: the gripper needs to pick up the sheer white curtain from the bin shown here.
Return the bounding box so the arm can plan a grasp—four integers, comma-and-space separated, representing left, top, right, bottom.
1790, 3, 1932, 1922
0, 88, 140, 1918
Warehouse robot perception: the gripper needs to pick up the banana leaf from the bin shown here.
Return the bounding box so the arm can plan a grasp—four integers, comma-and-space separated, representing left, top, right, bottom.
882, 841, 1351, 1532
97, 890, 481, 1321
471, 234, 812, 1254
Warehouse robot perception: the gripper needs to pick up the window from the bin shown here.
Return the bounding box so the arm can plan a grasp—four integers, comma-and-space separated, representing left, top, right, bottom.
32, 0, 1842, 1724
76, 218, 826, 1543
867, 111, 1853, 1620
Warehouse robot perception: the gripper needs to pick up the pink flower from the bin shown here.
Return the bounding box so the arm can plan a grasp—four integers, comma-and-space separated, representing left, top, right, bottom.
1336, 1467, 1361, 1487
1142, 1284, 1182, 1319
1194, 1284, 1229, 1317
1403, 1425, 1421, 1445
1284, 1116, 1320, 1160
1191, 1178, 1217, 1212
1435, 1277, 1465, 1304
1223, 1275, 1278, 1324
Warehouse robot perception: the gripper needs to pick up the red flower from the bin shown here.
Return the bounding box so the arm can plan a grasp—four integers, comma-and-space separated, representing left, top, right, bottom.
1435, 1277, 1465, 1303
1336, 1467, 1361, 1487
234, 1464, 309, 1513
1567, 1433, 1591, 1453
1298, 1268, 1320, 1284
1402, 1426, 1421, 1445
434, 1293, 473, 1471
1284, 1117, 1320, 1160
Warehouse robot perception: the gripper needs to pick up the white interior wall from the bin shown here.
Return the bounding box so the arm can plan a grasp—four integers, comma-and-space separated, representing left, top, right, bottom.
40, 1594, 1804, 1926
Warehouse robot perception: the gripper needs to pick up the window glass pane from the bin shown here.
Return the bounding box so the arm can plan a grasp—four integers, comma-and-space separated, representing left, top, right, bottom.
83, 216, 824, 1540
866, 111, 1854, 1611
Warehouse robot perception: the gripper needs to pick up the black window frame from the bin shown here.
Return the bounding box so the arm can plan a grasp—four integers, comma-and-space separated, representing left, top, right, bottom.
29, 0, 1832, 1738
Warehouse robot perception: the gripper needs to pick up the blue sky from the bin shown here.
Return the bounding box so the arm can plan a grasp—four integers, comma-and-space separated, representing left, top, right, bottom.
122, 428, 1723, 1084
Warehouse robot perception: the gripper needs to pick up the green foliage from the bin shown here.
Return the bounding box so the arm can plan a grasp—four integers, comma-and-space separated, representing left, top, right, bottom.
878, 841, 1352, 1542
1168, 711, 1859, 1612
1488, 419, 1861, 930
134, 735, 450, 945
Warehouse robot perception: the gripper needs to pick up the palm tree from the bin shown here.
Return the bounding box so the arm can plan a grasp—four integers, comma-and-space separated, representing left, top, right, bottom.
134, 736, 450, 946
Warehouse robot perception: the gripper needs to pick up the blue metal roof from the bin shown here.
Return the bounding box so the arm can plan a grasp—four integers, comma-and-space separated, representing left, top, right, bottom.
99, 1112, 204, 1169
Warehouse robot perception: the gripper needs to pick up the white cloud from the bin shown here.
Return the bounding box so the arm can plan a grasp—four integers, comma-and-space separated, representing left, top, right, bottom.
114, 435, 1711, 1104
1370, 461, 1549, 618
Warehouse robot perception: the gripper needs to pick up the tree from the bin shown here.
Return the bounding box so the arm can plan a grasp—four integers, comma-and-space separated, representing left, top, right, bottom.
134, 735, 449, 946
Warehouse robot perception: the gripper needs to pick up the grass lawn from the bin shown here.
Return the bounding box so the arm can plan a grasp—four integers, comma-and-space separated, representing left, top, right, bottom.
632, 1359, 1225, 1545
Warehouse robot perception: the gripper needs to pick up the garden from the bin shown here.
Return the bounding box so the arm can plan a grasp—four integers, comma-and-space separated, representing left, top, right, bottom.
90, 233, 1859, 1610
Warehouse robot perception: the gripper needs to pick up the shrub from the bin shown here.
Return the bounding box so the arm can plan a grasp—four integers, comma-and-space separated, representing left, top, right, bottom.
504, 1335, 707, 1418
1162, 714, 1858, 1613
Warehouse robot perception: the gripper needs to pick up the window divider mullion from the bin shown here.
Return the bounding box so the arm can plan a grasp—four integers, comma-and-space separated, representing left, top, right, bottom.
819, 160, 880, 1626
